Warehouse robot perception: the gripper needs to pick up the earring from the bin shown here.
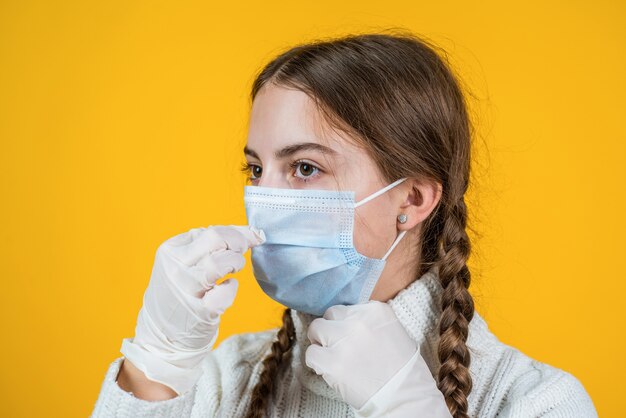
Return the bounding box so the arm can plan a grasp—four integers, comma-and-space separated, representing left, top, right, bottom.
397, 214, 408, 224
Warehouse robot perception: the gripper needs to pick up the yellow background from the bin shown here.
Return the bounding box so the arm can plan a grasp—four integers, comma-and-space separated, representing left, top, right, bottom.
1, 1, 623, 416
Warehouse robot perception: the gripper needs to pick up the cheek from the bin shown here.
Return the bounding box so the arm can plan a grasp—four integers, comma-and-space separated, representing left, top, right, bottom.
353, 202, 397, 259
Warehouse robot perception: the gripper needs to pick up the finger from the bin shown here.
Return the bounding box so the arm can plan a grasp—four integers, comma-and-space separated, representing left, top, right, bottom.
304, 343, 335, 376
202, 278, 239, 319
194, 249, 246, 289
161, 227, 216, 265
212, 225, 266, 253
192, 225, 265, 257
163, 227, 206, 247
240, 225, 266, 248
307, 317, 351, 348
165, 225, 263, 266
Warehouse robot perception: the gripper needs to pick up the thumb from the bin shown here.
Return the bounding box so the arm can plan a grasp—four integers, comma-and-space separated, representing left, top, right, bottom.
202, 278, 239, 320
245, 225, 266, 247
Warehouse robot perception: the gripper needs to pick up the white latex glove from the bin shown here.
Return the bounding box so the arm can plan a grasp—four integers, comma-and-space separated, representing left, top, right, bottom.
120, 225, 266, 396
305, 301, 453, 418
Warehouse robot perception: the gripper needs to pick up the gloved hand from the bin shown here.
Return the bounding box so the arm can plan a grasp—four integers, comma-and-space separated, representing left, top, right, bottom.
305, 301, 453, 418
120, 225, 266, 396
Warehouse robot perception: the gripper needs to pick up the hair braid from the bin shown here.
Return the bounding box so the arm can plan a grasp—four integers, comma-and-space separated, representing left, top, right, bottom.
435, 196, 475, 418
244, 308, 296, 418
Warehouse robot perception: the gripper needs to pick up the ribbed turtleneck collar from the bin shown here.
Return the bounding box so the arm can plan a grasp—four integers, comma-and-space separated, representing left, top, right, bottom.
288, 264, 491, 402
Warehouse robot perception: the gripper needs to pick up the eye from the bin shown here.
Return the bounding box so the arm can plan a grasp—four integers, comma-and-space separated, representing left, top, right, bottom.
240, 162, 262, 181
290, 160, 321, 182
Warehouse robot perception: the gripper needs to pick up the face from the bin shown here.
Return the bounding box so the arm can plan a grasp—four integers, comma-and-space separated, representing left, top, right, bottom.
243, 83, 435, 301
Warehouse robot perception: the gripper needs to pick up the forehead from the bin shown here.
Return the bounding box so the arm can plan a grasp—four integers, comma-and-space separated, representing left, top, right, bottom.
245, 84, 358, 159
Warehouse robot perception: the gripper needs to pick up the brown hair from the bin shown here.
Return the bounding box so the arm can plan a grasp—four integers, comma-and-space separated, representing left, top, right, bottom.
244, 29, 477, 418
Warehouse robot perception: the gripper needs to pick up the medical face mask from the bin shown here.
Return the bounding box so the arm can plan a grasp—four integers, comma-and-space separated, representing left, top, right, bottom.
243, 177, 408, 316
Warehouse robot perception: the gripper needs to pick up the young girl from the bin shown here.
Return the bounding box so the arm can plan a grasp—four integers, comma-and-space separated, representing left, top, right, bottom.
91, 31, 598, 418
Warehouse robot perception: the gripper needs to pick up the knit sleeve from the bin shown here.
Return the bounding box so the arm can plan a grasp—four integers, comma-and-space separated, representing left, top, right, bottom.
90, 331, 274, 418
90, 356, 197, 418
496, 364, 598, 418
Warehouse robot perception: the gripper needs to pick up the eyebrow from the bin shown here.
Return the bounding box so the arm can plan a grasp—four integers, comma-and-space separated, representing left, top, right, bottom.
243, 142, 338, 160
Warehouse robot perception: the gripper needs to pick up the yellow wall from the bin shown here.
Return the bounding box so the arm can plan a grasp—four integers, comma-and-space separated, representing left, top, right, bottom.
0, 1, 622, 416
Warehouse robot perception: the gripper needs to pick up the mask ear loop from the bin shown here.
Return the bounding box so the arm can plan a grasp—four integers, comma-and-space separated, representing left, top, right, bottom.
352, 177, 409, 261
382, 230, 407, 261
354, 177, 408, 208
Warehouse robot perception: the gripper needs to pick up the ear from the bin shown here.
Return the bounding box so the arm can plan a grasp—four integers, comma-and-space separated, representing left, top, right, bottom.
397, 177, 442, 231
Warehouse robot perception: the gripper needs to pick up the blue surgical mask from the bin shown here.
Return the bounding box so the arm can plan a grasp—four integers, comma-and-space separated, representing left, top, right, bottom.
243, 177, 408, 316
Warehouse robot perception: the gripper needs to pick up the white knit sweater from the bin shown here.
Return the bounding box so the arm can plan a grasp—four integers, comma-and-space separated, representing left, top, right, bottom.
91, 268, 598, 417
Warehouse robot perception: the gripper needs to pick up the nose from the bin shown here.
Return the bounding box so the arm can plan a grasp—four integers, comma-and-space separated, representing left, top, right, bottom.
258, 180, 292, 189
256, 174, 290, 189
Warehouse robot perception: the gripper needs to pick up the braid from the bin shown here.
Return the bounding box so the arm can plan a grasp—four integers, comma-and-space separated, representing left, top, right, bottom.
435, 196, 475, 418
244, 308, 296, 418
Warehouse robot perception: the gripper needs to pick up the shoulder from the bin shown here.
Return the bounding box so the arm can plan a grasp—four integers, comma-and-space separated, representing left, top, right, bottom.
466, 313, 598, 417
495, 348, 598, 417
469, 315, 598, 418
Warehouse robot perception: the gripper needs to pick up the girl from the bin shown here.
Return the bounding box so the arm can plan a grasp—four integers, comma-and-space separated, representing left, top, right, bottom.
91, 31, 597, 418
